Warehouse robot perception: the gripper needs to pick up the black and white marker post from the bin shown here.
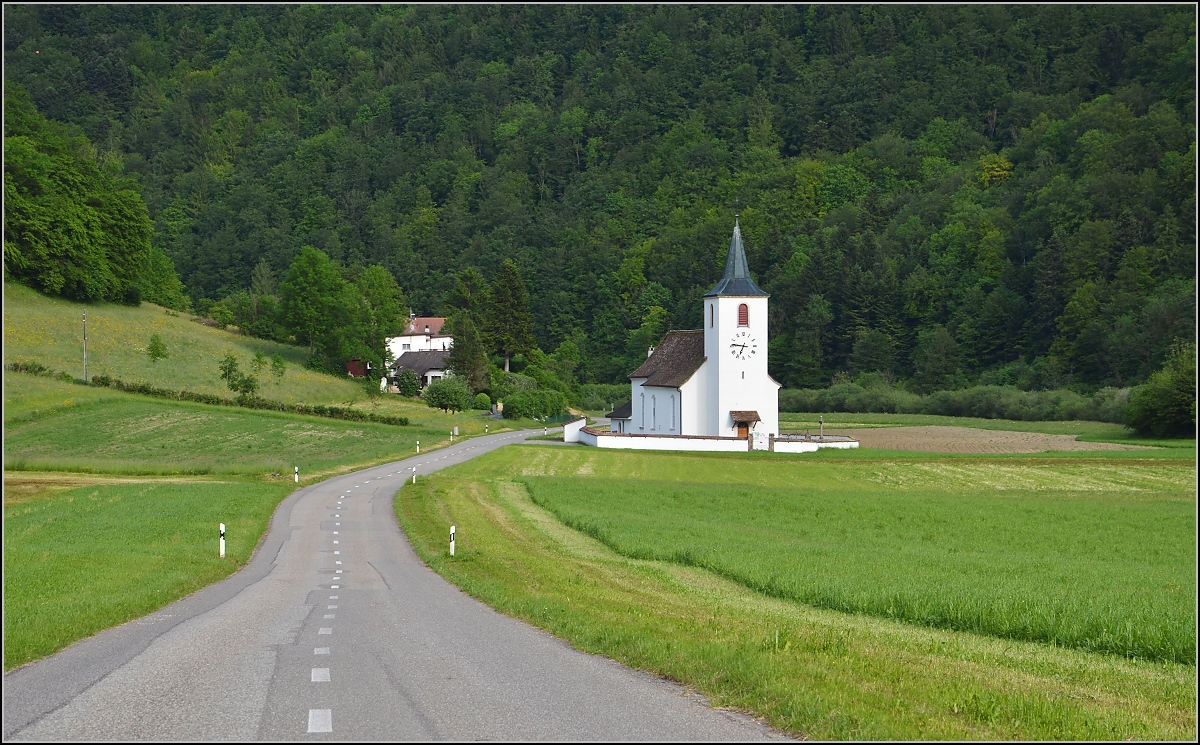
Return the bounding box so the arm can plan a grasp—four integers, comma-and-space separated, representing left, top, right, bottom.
450, 525, 455, 557
295, 466, 299, 483
219, 523, 225, 558
412, 466, 416, 485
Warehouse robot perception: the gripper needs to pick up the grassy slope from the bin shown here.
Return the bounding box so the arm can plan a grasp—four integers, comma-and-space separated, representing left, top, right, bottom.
397, 447, 1195, 740
2, 281, 516, 431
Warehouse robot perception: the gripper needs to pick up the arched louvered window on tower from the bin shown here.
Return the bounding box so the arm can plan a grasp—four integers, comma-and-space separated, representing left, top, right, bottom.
738, 303, 749, 326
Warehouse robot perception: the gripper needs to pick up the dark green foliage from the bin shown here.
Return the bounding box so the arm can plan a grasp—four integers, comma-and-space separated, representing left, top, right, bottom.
3, 85, 186, 308
395, 369, 421, 397
487, 259, 535, 372
779, 382, 1133, 424
4, 6, 1193, 390
502, 389, 569, 420
1125, 343, 1197, 437
473, 392, 492, 410
444, 313, 489, 392
146, 334, 167, 363
421, 375, 474, 413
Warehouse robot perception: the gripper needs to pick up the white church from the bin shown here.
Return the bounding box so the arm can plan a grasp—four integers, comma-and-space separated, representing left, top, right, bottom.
574, 219, 856, 453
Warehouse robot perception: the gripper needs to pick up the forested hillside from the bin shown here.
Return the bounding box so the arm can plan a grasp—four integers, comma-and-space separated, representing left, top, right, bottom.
3, 5, 1195, 391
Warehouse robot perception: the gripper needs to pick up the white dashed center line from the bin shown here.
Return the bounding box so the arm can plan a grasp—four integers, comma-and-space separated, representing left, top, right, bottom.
308, 709, 332, 733
319, 628, 332, 635
324, 614, 335, 619
327, 605, 337, 609
334, 551, 340, 555
314, 647, 329, 655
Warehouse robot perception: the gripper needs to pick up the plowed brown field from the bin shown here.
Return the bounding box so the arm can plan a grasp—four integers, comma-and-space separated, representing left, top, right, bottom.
828, 425, 1152, 453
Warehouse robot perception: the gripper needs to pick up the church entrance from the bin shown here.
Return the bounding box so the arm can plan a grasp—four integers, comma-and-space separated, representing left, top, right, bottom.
736, 423, 749, 439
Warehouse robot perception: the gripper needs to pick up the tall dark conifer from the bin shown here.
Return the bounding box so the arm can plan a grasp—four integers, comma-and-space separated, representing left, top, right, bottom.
486, 259, 535, 372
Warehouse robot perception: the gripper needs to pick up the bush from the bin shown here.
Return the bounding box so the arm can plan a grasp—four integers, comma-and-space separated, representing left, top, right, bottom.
395, 369, 420, 397
578, 383, 631, 412
473, 392, 492, 410
502, 389, 568, 420
780, 382, 1128, 423
422, 376, 474, 413
1125, 343, 1196, 437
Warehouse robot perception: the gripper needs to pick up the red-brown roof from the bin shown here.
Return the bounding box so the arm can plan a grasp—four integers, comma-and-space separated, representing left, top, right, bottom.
628, 330, 706, 388
404, 317, 446, 335
730, 410, 761, 423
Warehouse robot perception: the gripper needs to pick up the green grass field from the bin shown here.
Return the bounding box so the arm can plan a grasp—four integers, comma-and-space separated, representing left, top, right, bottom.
519, 455, 1195, 663
4, 476, 293, 670
397, 446, 1196, 739
778, 411, 1194, 449
3, 373, 481, 477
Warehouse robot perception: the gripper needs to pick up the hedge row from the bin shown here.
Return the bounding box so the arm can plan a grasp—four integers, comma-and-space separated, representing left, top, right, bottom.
780, 383, 1130, 424
5, 361, 408, 426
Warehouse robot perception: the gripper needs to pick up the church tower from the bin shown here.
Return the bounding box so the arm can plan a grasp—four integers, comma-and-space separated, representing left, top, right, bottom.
702, 219, 780, 438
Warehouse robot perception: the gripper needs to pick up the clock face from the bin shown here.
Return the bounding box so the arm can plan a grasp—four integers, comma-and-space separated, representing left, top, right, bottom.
729, 330, 757, 361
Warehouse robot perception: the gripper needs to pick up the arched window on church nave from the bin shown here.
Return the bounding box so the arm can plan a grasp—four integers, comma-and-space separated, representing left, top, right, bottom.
652, 395, 657, 431
639, 392, 645, 430
738, 303, 749, 327
670, 394, 675, 431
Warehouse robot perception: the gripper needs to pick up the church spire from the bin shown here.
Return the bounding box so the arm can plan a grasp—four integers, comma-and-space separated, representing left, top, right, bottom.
704, 217, 767, 297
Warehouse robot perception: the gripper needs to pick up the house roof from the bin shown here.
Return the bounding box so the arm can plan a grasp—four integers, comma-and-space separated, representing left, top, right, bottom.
404, 317, 447, 335
704, 218, 767, 297
391, 350, 449, 377
628, 330, 706, 388
609, 400, 633, 420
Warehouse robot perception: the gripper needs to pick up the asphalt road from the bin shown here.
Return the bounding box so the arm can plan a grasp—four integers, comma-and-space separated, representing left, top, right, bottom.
4, 429, 788, 740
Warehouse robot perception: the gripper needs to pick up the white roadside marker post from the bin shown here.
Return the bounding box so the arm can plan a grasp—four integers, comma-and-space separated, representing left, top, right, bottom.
220, 523, 226, 558
450, 525, 455, 557
819, 415, 824, 442
295, 466, 299, 483
412, 466, 416, 485
450, 429, 454, 443
417, 440, 420, 453
485, 424, 488, 434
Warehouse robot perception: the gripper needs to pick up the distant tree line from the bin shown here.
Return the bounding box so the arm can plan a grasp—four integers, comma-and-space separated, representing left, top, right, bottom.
2, 5, 1194, 406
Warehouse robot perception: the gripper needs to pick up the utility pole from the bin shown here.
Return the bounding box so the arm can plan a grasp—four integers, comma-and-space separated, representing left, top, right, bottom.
83, 311, 88, 381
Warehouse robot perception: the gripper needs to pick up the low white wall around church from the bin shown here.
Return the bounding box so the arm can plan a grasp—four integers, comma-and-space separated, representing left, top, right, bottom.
771, 440, 819, 454
563, 417, 587, 443
578, 428, 750, 452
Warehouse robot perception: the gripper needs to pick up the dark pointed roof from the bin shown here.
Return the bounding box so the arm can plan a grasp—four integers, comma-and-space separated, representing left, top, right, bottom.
628, 330, 706, 387
704, 218, 767, 297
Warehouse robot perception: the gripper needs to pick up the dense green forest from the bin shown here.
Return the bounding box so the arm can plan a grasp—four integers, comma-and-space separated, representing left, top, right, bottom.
3, 4, 1195, 394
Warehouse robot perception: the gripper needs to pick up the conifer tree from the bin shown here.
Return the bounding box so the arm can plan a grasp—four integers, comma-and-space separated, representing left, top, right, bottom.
486, 259, 535, 372
445, 312, 489, 392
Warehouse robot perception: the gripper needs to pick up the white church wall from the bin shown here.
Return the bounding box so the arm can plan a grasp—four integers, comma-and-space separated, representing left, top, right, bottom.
642, 385, 680, 434
679, 362, 709, 436
579, 430, 750, 453
630, 378, 646, 432
712, 294, 778, 436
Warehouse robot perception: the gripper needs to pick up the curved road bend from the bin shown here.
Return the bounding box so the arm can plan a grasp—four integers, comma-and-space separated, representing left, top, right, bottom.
4, 429, 788, 741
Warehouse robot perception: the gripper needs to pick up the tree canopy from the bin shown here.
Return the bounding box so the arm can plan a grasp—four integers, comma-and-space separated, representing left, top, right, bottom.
4, 5, 1193, 392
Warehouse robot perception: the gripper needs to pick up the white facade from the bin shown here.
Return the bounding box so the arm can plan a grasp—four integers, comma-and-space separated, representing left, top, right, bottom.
386, 333, 451, 362
703, 294, 780, 437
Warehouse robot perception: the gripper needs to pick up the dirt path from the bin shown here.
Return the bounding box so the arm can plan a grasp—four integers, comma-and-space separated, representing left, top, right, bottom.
827, 425, 1151, 454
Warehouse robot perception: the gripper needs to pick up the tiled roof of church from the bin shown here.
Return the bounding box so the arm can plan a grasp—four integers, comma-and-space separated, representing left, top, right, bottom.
704, 218, 767, 297
609, 400, 633, 420
628, 330, 706, 388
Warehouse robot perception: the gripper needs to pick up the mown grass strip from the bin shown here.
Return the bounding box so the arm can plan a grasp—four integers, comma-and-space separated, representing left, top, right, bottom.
3, 477, 294, 670
395, 464, 1196, 740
